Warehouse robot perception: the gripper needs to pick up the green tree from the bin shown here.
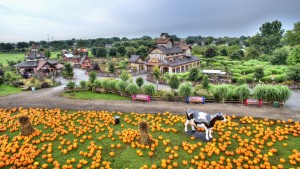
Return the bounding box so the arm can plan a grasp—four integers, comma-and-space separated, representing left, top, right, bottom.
188, 68, 199, 83
254, 67, 264, 81
96, 47, 107, 58
283, 22, 300, 46
108, 47, 117, 56
0, 76, 4, 90
108, 62, 115, 73
120, 70, 129, 82
168, 75, 179, 91
63, 63, 74, 79
117, 46, 126, 56
192, 46, 204, 55
79, 80, 87, 90
249, 20, 284, 55
287, 45, 300, 65
213, 85, 229, 103
178, 83, 193, 97
136, 45, 149, 59
201, 74, 209, 90
45, 50, 51, 58
66, 81, 76, 89
136, 76, 144, 89
287, 64, 300, 82
234, 84, 250, 103
203, 45, 218, 58
88, 71, 97, 83
270, 47, 289, 65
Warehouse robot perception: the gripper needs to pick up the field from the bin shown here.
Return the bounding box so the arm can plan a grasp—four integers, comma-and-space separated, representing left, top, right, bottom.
61, 92, 130, 100
0, 85, 22, 96
0, 108, 299, 169
0, 53, 24, 66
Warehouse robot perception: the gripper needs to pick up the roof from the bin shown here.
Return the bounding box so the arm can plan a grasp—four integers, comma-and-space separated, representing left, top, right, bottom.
156, 45, 183, 55
162, 55, 200, 67
13, 61, 39, 68
31, 42, 37, 49
55, 64, 64, 69
179, 44, 192, 51
36, 60, 47, 70
202, 70, 226, 74
79, 55, 90, 64
26, 51, 46, 60
63, 53, 74, 58
128, 55, 142, 63
47, 60, 58, 65
156, 37, 171, 44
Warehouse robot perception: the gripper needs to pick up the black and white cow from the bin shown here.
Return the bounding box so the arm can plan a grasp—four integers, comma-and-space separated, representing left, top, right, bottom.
184, 109, 226, 140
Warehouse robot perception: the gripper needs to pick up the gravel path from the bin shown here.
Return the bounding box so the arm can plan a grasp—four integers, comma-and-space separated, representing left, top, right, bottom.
0, 85, 299, 122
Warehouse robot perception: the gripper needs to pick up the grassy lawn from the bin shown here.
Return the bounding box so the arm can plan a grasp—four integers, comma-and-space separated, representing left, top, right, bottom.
62, 91, 130, 100
0, 84, 22, 96
0, 108, 299, 169
0, 53, 24, 66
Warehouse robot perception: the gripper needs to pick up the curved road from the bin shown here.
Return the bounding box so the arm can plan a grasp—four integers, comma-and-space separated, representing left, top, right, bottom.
0, 69, 299, 122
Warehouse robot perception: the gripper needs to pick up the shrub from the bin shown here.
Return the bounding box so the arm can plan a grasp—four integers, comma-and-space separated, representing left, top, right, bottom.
94, 79, 102, 88
276, 85, 291, 102
79, 80, 87, 90
89, 71, 97, 83
136, 76, 144, 89
142, 84, 156, 96
234, 84, 250, 102
169, 75, 180, 91
178, 82, 193, 97
161, 91, 175, 101
274, 74, 287, 83
201, 74, 209, 90
116, 81, 128, 94
66, 81, 76, 89
108, 80, 118, 91
213, 85, 229, 103
126, 83, 139, 95
101, 79, 110, 91
120, 70, 129, 82
237, 78, 246, 85
253, 85, 290, 102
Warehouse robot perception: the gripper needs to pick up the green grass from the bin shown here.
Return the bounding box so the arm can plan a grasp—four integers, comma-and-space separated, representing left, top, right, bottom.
0, 53, 24, 66
0, 84, 22, 96
0, 108, 299, 169
61, 91, 130, 100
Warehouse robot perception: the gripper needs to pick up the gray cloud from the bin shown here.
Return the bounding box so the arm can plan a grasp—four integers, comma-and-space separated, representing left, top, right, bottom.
0, 0, 300, 42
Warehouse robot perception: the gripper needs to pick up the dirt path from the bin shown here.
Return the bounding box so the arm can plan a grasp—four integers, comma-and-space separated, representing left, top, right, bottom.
0, 86, 299, 122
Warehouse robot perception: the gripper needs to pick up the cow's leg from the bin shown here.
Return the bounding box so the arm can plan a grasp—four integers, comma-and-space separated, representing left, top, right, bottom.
184, 120, 189, 132
208, 128, 213, 138
205, 128, 209, 140
191, 125, 195, 132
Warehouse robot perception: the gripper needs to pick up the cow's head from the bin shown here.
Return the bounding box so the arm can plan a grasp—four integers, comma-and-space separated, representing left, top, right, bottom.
216, 112, 226, 122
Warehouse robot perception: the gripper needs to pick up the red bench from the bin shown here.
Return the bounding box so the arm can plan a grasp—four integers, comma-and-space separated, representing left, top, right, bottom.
244, 99, 263, 106
185, 96, 205, 104
132, 94, 150, 102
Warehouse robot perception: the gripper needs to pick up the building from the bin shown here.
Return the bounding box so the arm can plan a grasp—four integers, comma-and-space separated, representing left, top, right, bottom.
14, 42, 63, 78
61, 47, 91, 68
128, 33, 200, 74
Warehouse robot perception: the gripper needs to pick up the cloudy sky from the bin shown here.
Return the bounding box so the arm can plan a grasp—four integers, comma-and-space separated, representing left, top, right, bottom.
0, 0, 300, 43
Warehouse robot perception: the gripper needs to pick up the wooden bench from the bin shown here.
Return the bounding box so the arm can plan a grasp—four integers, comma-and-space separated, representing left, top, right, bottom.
132, 94, 150, 102
244, 99, 263, 106
185, 96, 205, 104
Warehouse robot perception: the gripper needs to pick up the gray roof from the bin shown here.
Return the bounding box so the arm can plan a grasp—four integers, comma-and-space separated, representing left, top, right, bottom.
128, 55, 141, 63
47, 60, 58, 65
14, 61, 39, 68
26, 52, 46, 60
163, 55, 200, 67
156, 45, 183, 55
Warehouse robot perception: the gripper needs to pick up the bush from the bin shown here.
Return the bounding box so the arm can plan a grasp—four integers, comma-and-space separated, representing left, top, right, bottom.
79, 80, 87, 90
94, 79, 102, 88
213, 85, 229, 103
234, 84, 250, 101
66, 81, 76, 89
142, 84, 156, 96
116, 81, 127, 94
89, 71, 97, 83
178, 82, 193, 97
161, 91, 175, 101
276, 85, 291, 102
126, 83, 139, 95
169, 75, 180, 91
274, 74, 287, 83
136, 76, 144, 89
237, 78, 246, 85
201, 74, 209, 90
101, 79, 110, 91
108, 80, 118, 91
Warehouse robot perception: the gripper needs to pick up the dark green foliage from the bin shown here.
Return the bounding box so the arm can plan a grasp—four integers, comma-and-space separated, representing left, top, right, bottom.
142, 84, 155, 95
66, 81, 76, 89
270, 48, 288, 65
63, 63, 74, 79
0, 76, 4, 89
287, 45, 300, 65
117, 46, 126, 56
136, 77, 144, 89
188, 68, 199, 82
96, 47, 107, 58
237, 78, 246, 85
178, 83, 193, 97
203, 46, 218, 58
45, 50, 51, 58
0, 69, 4, 76
136, 45, 149, 59
108, 47, 117, 56
201, 74, 209, 90
126, 83, 139, 95
88, 71, 97, 83
283, 21, 300, 46
108, 62, 115, 73
168, 75, 179, 91
220, 48, 227, 56
230, 52, 241, 60
254, 67, 264, 81
287, 64, 300, 82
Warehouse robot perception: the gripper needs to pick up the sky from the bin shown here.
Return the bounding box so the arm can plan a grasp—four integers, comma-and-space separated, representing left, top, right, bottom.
0, 0, 300, 43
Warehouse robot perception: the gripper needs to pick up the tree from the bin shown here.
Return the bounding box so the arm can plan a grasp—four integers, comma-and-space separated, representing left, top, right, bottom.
283, 22, 300, 46
153, 66, 161, 91
220, 48, 227, 56
287, 64, 300, 82
270, 47, 288, 65
45, 50, 51, 58
203, 46, 218, 58
89, 71, 97, 83
201, 74, 209, 90
79, 80, 87, 90
0, 76, 4, 90
254, 67, 264, 81
108, 62, 115, 73
188, 68, 199, 83
287, 45, 300, 65
168, 75, 179, 91
92, 62, 100, 71
108, 47, 117, 56
0, 69, 4, 76
136, 45, 149, 59
136, 76, 144, 89
117, 46, 126, 56
120, 70, 129, 82
63, 63, 74, 79
66, 81, 76, 89
249, 20, 284, 55
178, 83, 193, 97
96, 47, 107, 58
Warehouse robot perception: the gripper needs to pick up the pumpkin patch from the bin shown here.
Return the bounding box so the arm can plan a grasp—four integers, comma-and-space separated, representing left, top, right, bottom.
0, 108, 299, 168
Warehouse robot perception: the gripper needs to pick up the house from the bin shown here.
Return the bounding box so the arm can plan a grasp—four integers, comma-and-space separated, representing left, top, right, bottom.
61, 47, 91, 68
128, 55, 145, 72
128, 33, 200, 74
14, 42, 64, 77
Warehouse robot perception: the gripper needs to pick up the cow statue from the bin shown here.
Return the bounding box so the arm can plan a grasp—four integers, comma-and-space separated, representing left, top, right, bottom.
184, 109, 226, 141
